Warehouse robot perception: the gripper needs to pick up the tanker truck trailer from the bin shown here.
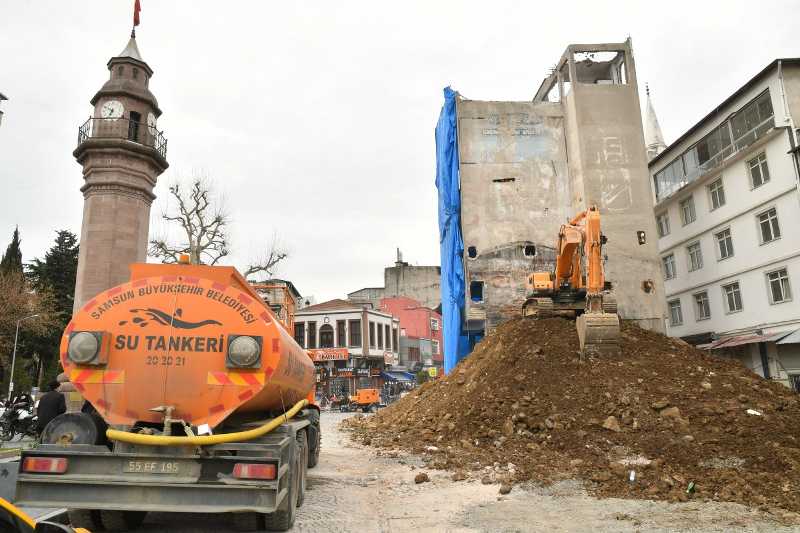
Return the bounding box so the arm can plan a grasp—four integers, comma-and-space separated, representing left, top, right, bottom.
15, 263, 320, 532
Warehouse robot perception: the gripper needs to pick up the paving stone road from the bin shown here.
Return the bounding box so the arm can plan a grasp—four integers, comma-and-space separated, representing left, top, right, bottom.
79, 412, 798, 532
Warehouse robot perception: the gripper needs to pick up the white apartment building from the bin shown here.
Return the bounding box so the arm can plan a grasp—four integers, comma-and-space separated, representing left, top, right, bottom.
647, 59, 800, 389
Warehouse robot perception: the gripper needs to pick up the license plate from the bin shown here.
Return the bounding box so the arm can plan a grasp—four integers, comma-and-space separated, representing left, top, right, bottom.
123, 460, 180, 474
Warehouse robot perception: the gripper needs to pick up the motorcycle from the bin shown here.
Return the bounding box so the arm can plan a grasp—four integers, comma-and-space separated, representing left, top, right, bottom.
0, 397, 38, 441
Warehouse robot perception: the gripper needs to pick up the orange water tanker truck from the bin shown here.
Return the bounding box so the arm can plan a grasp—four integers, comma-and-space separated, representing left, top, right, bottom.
15, 263, 320, 531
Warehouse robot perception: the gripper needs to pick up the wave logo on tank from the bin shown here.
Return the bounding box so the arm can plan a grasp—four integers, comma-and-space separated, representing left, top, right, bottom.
118, 308, 223, 330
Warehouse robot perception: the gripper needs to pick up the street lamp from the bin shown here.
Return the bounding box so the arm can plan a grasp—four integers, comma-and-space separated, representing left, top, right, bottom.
8, 313, 39, 399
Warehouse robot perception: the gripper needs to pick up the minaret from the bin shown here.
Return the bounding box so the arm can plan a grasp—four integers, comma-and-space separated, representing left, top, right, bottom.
644, 84, 667, 160
72, 32, 168, 311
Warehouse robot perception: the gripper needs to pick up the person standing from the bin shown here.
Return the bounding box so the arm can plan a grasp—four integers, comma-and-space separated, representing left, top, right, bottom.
36, 380, 66, 434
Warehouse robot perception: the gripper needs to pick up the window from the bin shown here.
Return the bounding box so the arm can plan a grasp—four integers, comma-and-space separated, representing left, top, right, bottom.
767, 268, 792, 304
731, 91, 773, 141
319, 324, 334, 348
117, 66, 124, 76
392, 328, 398, 353
377, 322, 383, 349
523, 245, 536, 257
748, 153, 770, 188
662, 254, 676, 280
408, 347, 420, 362
349, 320, 361, 347
693, 292, 711, 321
385, 324, 391, 351
307, 321, 317, 349
708, 178, 725, 210
687, 241, 703, 271
656, 213, 670, 237
695, 122, 732, 167
369, 322, 376, 348
758, 208, 780, 243
668, 299, 683, 326
467, 246, 477, 259
679, 196, 696, 225
432, 339, 440, 355
470, 280, 484, 302
715, 229, 734, 260
294, 322, 305, 348
336, 320, 346, 348
430, 318, 439, 331
722, 282, 743, 313
133, 67, 139, 79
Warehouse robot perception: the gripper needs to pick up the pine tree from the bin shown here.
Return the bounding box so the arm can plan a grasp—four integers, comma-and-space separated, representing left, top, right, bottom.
0, 227, 23, 275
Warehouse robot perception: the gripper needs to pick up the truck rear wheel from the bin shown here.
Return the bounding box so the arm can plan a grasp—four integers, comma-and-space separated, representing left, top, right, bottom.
263, 435, 299, 531
307, 409, 321, 469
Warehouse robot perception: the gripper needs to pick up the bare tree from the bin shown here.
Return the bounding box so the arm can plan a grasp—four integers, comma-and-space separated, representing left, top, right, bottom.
149, 178, 289, 277
242, 232, 288, 280
149, 179, 230, 265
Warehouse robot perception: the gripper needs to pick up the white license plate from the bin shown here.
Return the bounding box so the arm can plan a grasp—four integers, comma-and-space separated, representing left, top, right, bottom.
123, 460, 180, 474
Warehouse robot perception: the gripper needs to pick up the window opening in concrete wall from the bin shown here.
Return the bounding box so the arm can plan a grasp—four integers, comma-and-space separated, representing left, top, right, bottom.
377, 323, 383, 349
758, 207, 781, 243
572, 51, 627, 85
294, 322, 305, 348
470, 281, 484, 303
467, 246, 477, 259
715, 228, 734, 260
320, 324, 334, 348
656, 213, 670, 237
748, 152, 770, 188
307, 321, 317, 349
679, 196, 696, 225
693, 291, 711, 321
722, 282, 743, 313
336, 320, 346, 348
767, 268, 792, 304
687, 241, 703, 271
662, 254, 676, 280
668, 299, 683, 326
492, 177, 515, 183
369, 322, 376, 348
708, 178, 726, 210
524, 245, 536, 257
349, 319, 361, 347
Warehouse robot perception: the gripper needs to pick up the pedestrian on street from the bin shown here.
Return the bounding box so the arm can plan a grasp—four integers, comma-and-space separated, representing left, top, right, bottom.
37, 380, 66, 434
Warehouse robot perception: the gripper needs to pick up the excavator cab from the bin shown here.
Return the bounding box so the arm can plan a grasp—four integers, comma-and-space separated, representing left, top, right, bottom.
523, 206, 620, 356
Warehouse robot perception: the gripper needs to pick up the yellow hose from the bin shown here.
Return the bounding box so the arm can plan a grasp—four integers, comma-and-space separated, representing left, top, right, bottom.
106, 399, 309, 446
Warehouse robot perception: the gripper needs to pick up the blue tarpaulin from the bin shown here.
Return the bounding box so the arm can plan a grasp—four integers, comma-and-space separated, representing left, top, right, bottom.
435, 87, 471, 374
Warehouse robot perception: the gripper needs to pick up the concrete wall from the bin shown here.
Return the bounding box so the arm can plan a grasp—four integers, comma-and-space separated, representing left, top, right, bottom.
457, 100, 571, 330
563, 75, 666, 331
384, 264, 441, 309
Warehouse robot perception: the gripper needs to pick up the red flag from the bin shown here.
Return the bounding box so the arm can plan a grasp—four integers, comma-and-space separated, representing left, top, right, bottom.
133, 0, 141, 27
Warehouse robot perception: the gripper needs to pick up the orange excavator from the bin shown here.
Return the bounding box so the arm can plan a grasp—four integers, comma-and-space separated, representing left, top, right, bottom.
523, 205, 620, 356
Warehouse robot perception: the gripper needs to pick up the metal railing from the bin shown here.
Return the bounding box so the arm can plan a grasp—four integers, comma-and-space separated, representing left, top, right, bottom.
77, 117, 167, 159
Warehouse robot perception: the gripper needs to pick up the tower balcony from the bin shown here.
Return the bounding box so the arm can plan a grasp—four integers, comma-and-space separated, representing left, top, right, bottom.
77, 117, 167, 159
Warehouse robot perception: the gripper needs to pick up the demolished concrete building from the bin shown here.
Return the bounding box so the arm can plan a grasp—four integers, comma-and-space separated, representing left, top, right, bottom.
440, 39, 666, 350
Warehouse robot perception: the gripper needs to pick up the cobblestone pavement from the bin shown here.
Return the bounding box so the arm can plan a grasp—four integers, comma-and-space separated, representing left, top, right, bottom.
121, 412, 796, 532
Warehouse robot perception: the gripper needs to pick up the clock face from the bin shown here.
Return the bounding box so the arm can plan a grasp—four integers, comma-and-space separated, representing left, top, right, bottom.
147, 112, 157, 129
100, 100, 124, 119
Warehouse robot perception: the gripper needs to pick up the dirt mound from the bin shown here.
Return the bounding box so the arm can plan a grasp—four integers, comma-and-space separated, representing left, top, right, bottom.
344, 318, 800, 514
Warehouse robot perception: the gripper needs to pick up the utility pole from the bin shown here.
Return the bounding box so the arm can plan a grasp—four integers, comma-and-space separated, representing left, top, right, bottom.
8, 314, 39, 399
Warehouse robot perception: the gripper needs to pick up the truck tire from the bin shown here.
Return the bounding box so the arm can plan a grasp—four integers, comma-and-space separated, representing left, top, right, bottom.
68, 509, 101, 530
100, 509, 147, 531
307, 409, 321, 469
296, 430, 307, 507
263, 436, 299, 531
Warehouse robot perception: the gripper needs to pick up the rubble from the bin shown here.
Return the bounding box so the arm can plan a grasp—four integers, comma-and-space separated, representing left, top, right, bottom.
344, 318, 800, 513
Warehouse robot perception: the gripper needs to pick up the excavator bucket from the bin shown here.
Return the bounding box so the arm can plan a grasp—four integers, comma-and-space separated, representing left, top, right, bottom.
576, 312, 620, 357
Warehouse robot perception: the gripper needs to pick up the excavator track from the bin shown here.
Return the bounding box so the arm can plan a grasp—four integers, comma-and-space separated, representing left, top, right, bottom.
522, 297, 554, 318
576, 311, 620, 357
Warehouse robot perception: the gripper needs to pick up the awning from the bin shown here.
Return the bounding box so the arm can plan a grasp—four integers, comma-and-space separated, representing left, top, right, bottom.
381, 371, 415, 382
708, 331, 793, 349
777, 329, 800, 345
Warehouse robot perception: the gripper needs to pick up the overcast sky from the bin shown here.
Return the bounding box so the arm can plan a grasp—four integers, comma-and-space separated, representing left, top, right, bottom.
1, 1, 797, 302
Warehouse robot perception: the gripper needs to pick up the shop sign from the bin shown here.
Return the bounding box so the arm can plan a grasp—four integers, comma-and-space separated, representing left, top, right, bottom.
428, 367, 438, 378
383, 351, 396, 365
309, 348, 349, 361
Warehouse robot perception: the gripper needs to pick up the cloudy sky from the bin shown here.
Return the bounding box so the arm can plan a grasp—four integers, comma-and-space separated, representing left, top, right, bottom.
1, 1, 796, 302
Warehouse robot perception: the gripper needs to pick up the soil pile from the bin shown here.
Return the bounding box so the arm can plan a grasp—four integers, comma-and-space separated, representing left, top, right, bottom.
344, 318, 800, 514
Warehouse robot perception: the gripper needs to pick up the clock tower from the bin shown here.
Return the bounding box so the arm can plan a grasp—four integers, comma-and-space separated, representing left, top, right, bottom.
73, 33, 168, 312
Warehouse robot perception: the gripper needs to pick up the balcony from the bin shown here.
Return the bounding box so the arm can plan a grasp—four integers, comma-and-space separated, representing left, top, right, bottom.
77, 117, 167, 159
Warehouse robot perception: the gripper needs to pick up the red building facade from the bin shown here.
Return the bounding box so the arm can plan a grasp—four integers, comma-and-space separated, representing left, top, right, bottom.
380, 296, 443, 369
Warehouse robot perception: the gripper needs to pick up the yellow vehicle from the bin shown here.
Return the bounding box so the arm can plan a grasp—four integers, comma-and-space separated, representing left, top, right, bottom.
341, 388, 381, 413
523, 205, 620, 356
0, 497, 90, 532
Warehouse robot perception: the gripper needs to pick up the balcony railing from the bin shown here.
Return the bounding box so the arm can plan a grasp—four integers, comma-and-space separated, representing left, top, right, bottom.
77, 117, 167, 159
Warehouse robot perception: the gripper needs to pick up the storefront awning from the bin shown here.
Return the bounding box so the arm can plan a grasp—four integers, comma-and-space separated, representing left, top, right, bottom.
381, 371, 415, 382
777, 329, 800, 345
708, 331, 793, 349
